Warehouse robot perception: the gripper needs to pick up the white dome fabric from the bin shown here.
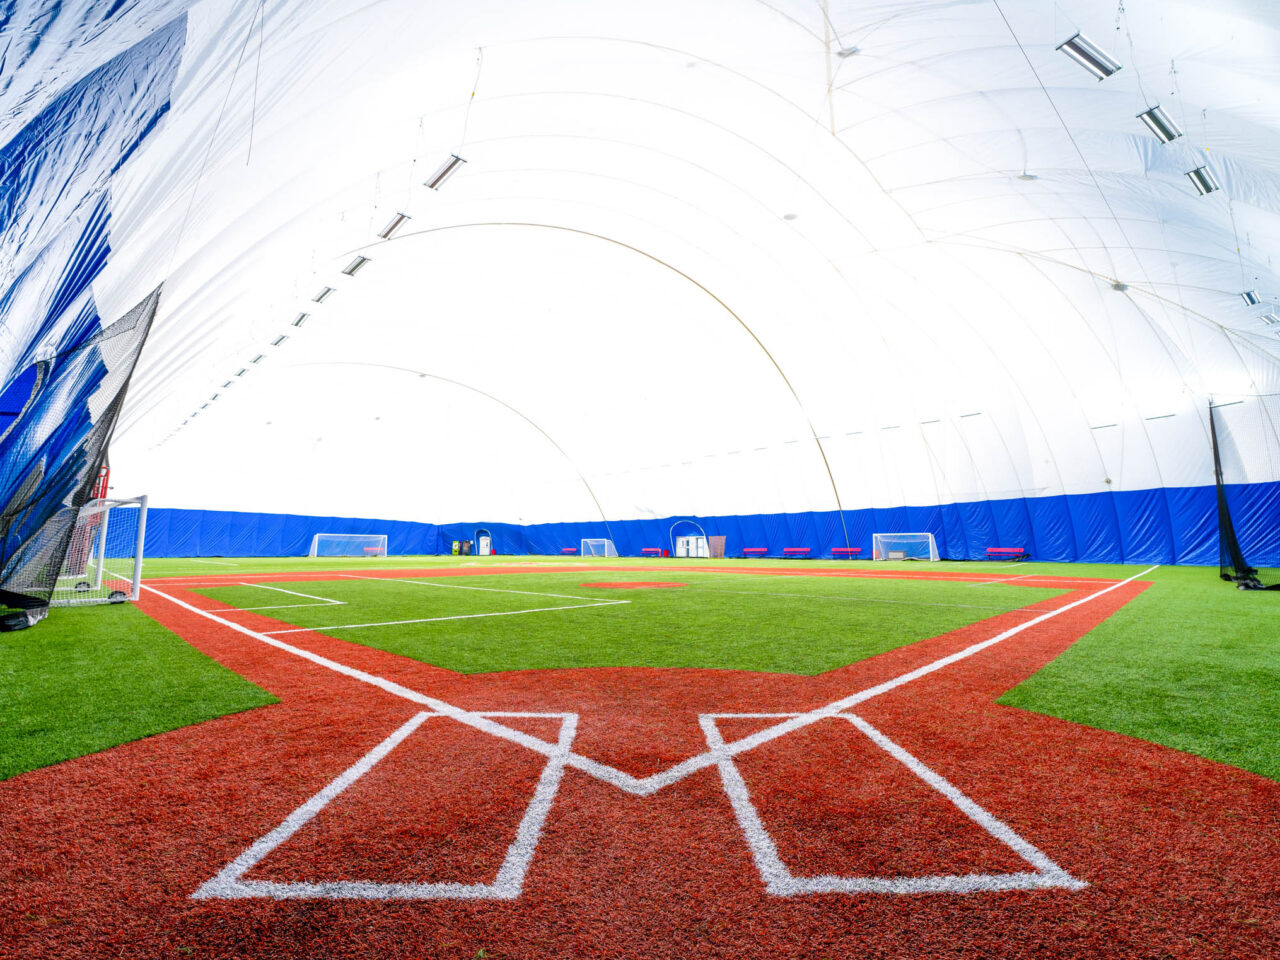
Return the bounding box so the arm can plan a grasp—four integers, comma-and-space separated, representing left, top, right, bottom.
3, 0, 1279, 561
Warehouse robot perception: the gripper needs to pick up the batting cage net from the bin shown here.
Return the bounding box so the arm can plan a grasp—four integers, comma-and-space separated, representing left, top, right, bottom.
0, 289, 160, 629
1210, 395, 1280, 590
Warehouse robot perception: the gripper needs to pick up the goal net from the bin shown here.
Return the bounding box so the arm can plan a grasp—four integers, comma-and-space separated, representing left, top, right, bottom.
872, 532, 939, 562
580, 538, 618, 558
51, 496, 147, 606
309, 533, 388, 557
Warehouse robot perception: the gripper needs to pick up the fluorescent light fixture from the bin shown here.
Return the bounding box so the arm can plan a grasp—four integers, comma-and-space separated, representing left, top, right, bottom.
313, 286, 335, 302
271, 335, 288, 346
425, 154, 466, 190
236, 368, 247, 376
1241, 290, 1261, 306
1137, 105, 1182, 143
836, 46, 859, 58
378, 213, 409, 239
251, 354, 265, 364
292, 313, 309, 327
1187, 165, 1220, 195
221, 381, 232, 388
1144, 413, 1176, 421
1112, 281, 1129, 292
342, 256, 370, 276
199, 403, 208, 410
1262, 312, 1280, 325
1056, 32, 1122, 79
1091, 423, 1118, 430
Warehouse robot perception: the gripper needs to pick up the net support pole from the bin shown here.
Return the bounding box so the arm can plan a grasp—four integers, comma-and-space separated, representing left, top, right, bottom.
131, 496, 148, 601
93, 507, 110, 591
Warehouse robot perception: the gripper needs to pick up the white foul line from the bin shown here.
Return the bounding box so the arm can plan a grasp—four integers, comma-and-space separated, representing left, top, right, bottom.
339, 573, 624, 603
144, 564, 1157, 800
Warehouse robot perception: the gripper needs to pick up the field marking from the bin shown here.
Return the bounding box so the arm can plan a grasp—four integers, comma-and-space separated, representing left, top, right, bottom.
194, 711, 578, 901
969, 573, 1040, 588
144, 564, 1156, 801
187, 558, 238, 566
261, 600, 630, 635
701, 712, 1085, 895
339, 574, 623, 604
194, 581, 348, 613
683, 585, 1035, 612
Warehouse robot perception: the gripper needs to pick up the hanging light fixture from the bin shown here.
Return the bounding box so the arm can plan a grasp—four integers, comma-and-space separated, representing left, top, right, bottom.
1186, 165, 1221, 195
378, 212, 410, 239
425, 154, 466, 190
1056, 33, 1122, 79
313, 286, 335, 302
341, 256, 370, 276
1137, 105, 1183, 143
1241, 291, 1261, 306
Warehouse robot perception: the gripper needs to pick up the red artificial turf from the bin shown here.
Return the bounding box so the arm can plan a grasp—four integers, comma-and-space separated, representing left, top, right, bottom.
0, 567, 1276, 959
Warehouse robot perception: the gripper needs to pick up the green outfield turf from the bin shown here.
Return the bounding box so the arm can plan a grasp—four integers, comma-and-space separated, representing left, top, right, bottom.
0, 602, 275, 781
185, 569, 1060, 674
4, 557, 1277, 785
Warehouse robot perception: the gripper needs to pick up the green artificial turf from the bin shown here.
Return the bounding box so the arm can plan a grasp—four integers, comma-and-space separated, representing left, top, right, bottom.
191, 570, 1061, 675
999, 564, 1280, 781
0, 602, 276, 781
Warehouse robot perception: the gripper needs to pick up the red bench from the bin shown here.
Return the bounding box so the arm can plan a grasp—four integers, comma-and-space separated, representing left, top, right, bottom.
561, 547, 577, 554
641, 547, 662, 556
831, 547, 862, 558
742, 547, 768, 557
783, 547, 811, 558
986, 547, 1028, 561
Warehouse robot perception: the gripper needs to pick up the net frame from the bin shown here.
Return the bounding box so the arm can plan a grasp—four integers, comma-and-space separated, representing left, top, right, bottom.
871, 532, 939, 561
580, 538, 618, 558
51, 495, 147, 606
308, 533, 389, 557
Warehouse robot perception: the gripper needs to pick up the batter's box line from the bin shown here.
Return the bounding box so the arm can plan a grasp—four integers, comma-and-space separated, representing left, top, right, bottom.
700, 712, 1087, 896
193, 711, 578, 901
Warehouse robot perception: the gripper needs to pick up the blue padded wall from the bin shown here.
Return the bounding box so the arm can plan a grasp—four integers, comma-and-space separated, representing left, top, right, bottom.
141, 480, 1278, 566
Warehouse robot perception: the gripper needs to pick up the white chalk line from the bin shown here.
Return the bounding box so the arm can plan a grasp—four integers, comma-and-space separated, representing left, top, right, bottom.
149, 565, 1151, 901
194, 711, 577, 901
145, 563, 1156, 801
261, 600, 629, 635
186, 558, 238, 566
702, 711, 1084, 895
338, 573, 625, 604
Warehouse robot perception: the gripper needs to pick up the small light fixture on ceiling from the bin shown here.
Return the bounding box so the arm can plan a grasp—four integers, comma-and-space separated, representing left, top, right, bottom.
836, 46, 859, 58
1017, 172, 1038, 181
342, 256, 370, 276
378, 212, 410, 239
292, 313, 309, 327
210, 393, 219, 401
313, 286, 335, 303
221, 381, 232, 388
1262, 312, 1280, 325
200, 403, 209, 410
1137, 105, 1182, 143
1112, 281, 1128, 292
236, 368, 248, 376
1187, 165, 1221, 195
271, 335, 288, 346
1241, 290, 1261, 306
782, 213, 797, 221
1056, 32, 1122, 79
425, 154, 466, 190
251, 354, 265, 364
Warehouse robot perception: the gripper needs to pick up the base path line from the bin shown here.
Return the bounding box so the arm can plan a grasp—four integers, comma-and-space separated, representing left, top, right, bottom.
144, 564, 1155, 799
263, 600, 630, 635
339, 574, 620, 604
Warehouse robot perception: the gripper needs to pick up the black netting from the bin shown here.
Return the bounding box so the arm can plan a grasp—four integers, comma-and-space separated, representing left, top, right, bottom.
1210, 395, 1280, 591
0, 288, 160, 627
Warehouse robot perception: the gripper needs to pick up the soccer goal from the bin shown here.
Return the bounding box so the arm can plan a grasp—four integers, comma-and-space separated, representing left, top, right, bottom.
580, 538, 618, 558
52, 496, 147, 606
872, 532, 939, 561
309, 533, 388, 557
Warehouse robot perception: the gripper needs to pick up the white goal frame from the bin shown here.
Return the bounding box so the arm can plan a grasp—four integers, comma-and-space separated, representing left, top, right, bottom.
872, 532, 939, 562
52, 495, 148, 606
580, 538, 618, 558
308, 533, 389, 557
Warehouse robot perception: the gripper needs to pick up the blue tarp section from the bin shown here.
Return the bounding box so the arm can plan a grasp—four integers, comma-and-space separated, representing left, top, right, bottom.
141, 480, 1279, 566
